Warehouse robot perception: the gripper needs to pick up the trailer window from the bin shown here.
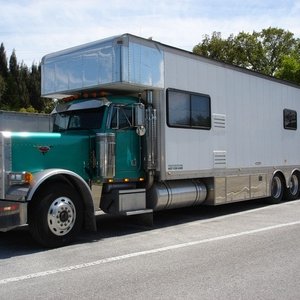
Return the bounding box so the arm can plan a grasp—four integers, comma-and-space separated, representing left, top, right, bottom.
167, 89, 211, 129
284, 109, 297, 130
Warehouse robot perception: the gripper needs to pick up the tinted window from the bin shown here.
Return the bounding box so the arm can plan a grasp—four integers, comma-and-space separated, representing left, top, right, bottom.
284, 109, 297, 130
53, 108, 104, 132
168, 91, 190, 127
191, 94, 211, 128
167, 89, 211, 129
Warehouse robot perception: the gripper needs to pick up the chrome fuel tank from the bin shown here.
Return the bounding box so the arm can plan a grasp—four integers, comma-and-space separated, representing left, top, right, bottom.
147, 180, 207, 211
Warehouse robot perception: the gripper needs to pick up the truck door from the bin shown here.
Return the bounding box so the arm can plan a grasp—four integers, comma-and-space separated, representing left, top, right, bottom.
109, 104, 143, 180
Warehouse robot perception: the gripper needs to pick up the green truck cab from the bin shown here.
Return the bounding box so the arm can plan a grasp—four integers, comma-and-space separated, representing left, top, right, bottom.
0, 94, 152, 247
0, 33, 161, 247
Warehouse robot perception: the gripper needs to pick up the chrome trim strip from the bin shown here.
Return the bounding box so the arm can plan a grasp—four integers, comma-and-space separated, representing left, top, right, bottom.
0, 133, 12, 199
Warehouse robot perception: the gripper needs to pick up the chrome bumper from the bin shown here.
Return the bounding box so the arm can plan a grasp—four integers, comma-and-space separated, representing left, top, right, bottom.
0, 201, 27, 232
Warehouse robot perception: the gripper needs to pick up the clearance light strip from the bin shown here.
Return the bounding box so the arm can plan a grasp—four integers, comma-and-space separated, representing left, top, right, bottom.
63, 91, 109, 102
107, 177, 145, 183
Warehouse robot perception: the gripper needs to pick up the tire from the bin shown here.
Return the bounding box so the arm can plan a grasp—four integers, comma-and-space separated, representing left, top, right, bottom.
29, 182, 83, 248
285, 173, 300, 201
267, 174, 284, 204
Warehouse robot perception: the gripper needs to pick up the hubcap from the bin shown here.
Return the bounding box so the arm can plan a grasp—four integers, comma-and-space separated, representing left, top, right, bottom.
47, 197, 76, 236
289, 174, 299, 196
271, 177, 282, 199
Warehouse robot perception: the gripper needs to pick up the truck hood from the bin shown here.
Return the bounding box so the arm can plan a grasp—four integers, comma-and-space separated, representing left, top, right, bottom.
4, 132, 91, 180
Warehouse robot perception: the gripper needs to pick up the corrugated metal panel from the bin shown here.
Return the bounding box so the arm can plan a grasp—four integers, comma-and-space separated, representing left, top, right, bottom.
0, 111, 51, 132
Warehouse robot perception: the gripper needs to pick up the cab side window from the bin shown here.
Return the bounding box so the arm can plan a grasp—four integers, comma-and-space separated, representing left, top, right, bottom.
110, 105, 133, 129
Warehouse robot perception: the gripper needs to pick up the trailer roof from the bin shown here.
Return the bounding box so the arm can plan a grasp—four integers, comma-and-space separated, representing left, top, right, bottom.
129, 33, 300, 90
42, 33, 300, 98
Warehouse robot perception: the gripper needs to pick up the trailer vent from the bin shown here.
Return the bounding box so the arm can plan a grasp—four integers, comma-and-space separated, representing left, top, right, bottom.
213, 114, 226, 129
213, 151, 227, 168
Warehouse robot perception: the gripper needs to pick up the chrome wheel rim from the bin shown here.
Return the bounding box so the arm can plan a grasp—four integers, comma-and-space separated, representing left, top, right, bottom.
47, 197, 76, 236
289, 174, 299, 196
271, 177, 282, 199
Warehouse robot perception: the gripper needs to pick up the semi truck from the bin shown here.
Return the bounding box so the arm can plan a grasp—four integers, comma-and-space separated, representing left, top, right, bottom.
1, 33, 300, 247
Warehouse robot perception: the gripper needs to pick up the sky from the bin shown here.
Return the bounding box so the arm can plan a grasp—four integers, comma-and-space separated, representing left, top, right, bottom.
0, 0, 300, 67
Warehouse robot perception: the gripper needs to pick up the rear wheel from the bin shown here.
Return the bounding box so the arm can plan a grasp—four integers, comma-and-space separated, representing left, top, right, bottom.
29, 182, 83, 248
267, 175, 284, 204
285, 173, 300, 200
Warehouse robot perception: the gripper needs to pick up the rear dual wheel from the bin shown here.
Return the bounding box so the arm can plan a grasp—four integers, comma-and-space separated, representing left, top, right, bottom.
29, 182, 83, 248
268, 174, 284, 204
285, 173, 300, 201
268, 173, 300, 204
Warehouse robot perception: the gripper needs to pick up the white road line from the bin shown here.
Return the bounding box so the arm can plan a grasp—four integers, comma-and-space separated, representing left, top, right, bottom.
1, 220, 300, 285
196, 199, 300, 223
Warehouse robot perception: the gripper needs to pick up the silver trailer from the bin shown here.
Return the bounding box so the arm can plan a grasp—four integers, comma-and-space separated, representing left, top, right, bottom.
42, 33, 300, 210
0, 110, 51, 132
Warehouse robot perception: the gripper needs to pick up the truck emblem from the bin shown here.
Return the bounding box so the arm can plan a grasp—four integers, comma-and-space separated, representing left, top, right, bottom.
35, 145, 52, 155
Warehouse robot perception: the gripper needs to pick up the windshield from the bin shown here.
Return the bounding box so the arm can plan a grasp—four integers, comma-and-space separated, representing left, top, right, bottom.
53, 107, 105, 132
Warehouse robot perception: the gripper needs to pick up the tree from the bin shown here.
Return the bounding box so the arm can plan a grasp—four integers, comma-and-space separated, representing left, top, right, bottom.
0, 43, 52, 111
4, 51, 30, 110
193, 32, 236, 63
18, 62, 30, 108
9, 49, 18, 76
29, 63, 43, 111
233, 31, 265, 71
259, 27, 296, 75
0, 74, 6, 103
0, 43, 8, 78
275, 54, 300, 84
193, 27, 300, 83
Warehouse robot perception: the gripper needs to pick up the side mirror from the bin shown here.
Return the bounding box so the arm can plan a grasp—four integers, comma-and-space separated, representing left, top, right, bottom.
134, 103, 146, 136
134, 103, 145, 127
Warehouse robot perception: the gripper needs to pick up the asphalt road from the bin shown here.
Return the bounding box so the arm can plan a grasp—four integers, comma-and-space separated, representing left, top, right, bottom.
1, 199, 300, 299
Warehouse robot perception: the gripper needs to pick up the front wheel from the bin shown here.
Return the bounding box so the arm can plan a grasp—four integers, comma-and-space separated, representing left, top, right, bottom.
29, 182, 83, 248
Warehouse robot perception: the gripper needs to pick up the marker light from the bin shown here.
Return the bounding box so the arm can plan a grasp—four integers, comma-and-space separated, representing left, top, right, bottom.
0, 204, 19, 213
24, 172, 33, 183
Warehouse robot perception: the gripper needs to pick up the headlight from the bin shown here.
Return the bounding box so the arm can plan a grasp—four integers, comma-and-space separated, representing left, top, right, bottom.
8, 172, 33, 185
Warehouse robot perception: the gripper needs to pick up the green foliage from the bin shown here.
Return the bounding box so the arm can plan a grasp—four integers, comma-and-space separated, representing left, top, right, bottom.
0, 74, 6, 101
0, 43, 8, 78
193, 27, 300, 84
19, 106, 38, 113
0, 43, 53, 112
275, 54, 300, 84
193, 32, 235, 63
